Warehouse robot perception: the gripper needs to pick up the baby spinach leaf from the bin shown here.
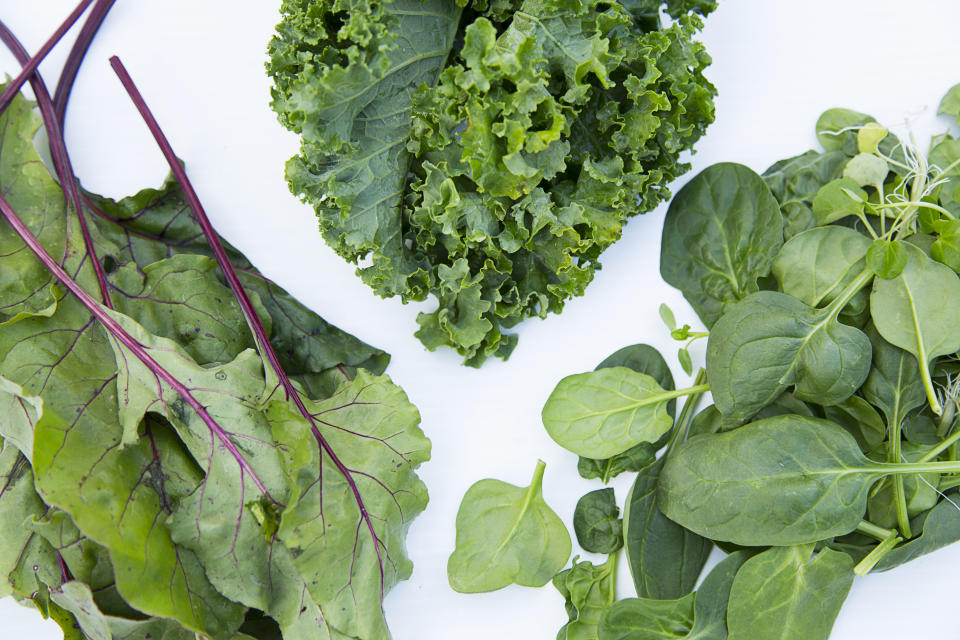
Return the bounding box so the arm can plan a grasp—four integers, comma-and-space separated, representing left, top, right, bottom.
870, 244, 960, 413
684, 551, 750, 640
860, 324, 926, 430
448, 460, 570, 592
578, 443, 657, 483
822, 395, 886, 451
763, 149, 848, 238
598, 593, 695, 640
660, 163, 783, 327
726, 544, 854, 640
771, 225, 871, 308
577, 344, 675, 480
543, 367, 692, 459
931, 219, 960, 272
857, 122, 888, 154
574, 488, 623, 554
874, 490, 960, 571
554, 555, 618, 640
843, 152, 889, 186
811, 178, 867, 226
938, 83, 960, 125
657, 415, 883, 545
706, 290, 872, 424
623, 459, 711, 600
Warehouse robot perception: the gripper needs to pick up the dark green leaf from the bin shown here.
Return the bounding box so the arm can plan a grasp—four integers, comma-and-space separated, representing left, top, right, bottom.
661, 163, 783, 328
598, 593, 694, 640
861, 324, 926, 430
771, 225, 871, 309
816, 108, 875, 154
762, 149, 848, 239
685, 552, 750, 640
577, 443, 657, 483
874, 491, 960, 571
574, 488, 623, 554
823, 395, 886, 450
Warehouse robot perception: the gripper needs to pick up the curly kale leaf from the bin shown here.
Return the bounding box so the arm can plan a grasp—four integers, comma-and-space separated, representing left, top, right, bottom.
268, 0, 717, 366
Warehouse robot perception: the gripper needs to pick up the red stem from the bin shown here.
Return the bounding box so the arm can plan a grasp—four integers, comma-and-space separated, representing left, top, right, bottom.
0, 9, 113, 307
0, 0, 93, 117
0, 192, 274, 502
108, 56, 387, 594
53, 0, 117, 128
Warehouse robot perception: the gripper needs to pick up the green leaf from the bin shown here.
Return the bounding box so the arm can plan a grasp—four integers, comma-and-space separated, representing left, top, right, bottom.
938, 83, 960, 124
598, 593, 695, 640
870, 244, 960, 412
726, 545, 854, 640
543, 367, 682, 458
771, 225, 871, 308
659, 303, 677, 330
661, 163, 783, 328
816, 108, 874, 154
706, 290, 872, 424
810, 178, 867, 226
595, 343, 677, 416
553, 555, 617, 640
448, 460, 570, 592
763, 150, 849, 239
843, 152, 889, 187
623, 459, 711, 600
867, 442, 939, 529
577, 443, 657, 483
685, 552, 750, 640
657, 415, 883, 546
874, 490, 960, 571
822, 395, 886, 451
866, 238, 908, 278
931, 218, 960, 273
0, 445, 51, 600
0, 375, 41, 461
573, 488, 623, 554
860, 324, 926, 430
857, 122, 887, 154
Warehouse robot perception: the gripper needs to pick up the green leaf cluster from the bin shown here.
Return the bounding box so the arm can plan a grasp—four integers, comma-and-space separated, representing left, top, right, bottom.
267, 0, 718, 365
0, 88, 429, 639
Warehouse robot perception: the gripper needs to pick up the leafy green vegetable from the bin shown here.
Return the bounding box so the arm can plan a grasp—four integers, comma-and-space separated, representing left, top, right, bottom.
554, 555, 618, 640
684, 552, 749, 640
660, 163, 784, 327
874, 490, 960, 571
763, 150, 848, 238
448, 460, 570, 592
866, 238, 908, 278
543, 367, 703, 458
771, 225, 871, 309
623, 459, 711, 600
706, 288, 872, 424
726, 544, 854, 640
574, 488, 623, 554
268, 0, 718, 365
598, 593, 695, 640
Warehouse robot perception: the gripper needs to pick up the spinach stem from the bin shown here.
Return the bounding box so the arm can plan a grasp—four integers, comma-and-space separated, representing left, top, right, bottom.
825, 267, 874, 315
856, 520, 897, 541
853, 530, 902, 577
918, 422, 960, 463
666, 369, 708, 454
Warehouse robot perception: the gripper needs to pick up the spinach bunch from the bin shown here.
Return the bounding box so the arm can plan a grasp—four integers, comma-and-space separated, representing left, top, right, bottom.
540, 84, 960, 639
267, 0, 718, 366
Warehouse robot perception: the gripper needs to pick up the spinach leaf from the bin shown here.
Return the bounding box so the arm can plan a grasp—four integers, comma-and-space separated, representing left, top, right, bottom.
685, 551, 750, 640
816, 108, 875, 154
543, 367, 699, 459
657, 415, 883, 545
597, 593, 695, 640
870, 244, 960, 413
867, 443, 939, 529
822, 395, 886, 451
726, 544, 854, 640
860, 324, 926, 430
771, 226, 871, 309
623, 459, 711, 600
874, 491, 960, 571
554, 555, 618, 640
448, 460, 570, 592
811, 178, 867, 226
660, 163, 783, 327
706, 289, 872, 424
763, 149, 848, 238
577, 344, 675, 480
574, 488, 623, 554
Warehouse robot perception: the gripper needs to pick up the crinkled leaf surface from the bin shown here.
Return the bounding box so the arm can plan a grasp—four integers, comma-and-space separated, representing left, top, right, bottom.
597, 593, 694, 640
448, 460, 570, 592
726, 545, 853, 640
269, 0, 717, 364
553, 555, 617, 640
706, 291, 871, 424
573, 488, 622, 554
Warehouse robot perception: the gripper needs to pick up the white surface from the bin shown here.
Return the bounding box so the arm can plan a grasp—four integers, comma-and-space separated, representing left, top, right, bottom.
2, 1, 960, 638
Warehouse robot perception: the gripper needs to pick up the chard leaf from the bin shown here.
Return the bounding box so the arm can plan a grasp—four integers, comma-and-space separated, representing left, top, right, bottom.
660, 163, 783, 328
726, 545, 854, 640
657, 415, 882, 546
448, 460, 570, 592
706, 291, 872, 424
542, 367, 679, 459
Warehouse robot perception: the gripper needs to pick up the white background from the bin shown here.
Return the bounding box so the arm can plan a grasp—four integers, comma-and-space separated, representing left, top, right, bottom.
2, 1, 960, 638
